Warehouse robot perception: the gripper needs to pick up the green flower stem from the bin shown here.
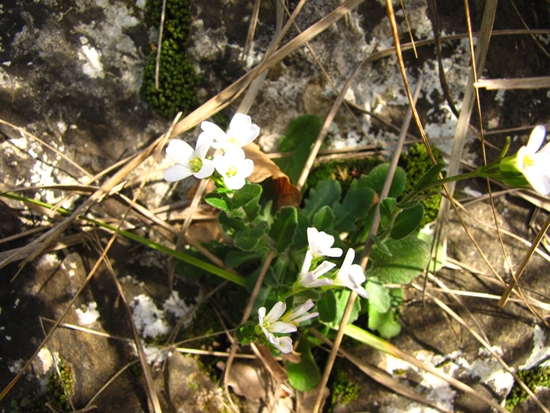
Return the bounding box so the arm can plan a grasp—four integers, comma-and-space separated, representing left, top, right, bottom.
1, 192, 246, 287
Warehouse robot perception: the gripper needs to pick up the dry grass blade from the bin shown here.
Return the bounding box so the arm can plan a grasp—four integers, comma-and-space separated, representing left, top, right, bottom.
475, 76, 550, 89
242, 0, 261, 59
154, 0, 167, 89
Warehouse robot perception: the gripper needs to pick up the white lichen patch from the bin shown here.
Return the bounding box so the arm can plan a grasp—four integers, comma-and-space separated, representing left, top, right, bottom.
75, 301, 100, 325
163, 291, 198, 328
131, 294, 171, 339
383, 345, 514, 412
78, 38, 104, 79
463, 347, 514, 396
520, 325, 550, 370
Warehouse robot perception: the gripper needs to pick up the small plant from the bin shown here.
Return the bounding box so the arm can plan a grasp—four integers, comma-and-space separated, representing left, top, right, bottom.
46, 359, 74, 412
159, 114, 548, 391
140, 0, 201, 119
506, 366, 550, 410
330, 368, 360, 407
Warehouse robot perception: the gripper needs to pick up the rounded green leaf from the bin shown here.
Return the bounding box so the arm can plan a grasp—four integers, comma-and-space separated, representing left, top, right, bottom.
390, 203, 424, 240
287, 340, 321, 391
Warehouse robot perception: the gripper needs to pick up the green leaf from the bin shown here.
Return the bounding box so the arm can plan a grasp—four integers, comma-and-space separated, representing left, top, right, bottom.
269, 207, 298, 253
414, 161, 446, 192
332, 185, 375, 232
312, 205, 335, 231
303, 180, 341, 219
232, 183, 262, 209
379, 198, 397, 230
363, 164, 406, 198
317, 289, 337, 323
378, 317, 402, 338
287, 340, 321, 391
234, 222, 269, 251
243, 201, 261, 222
390, 203, 424, 240
218, 211, 247, 237
225, 250, 264, 268
366, 279, 391, 313
205, 192, 231, 212
372, 234, 392, 257
273, 115, 323, 185
367, 306, 402, 338
327, 290, 361, 329
294, 209, 310, 249
235, 322, 257, 346
368, 235, 430, 284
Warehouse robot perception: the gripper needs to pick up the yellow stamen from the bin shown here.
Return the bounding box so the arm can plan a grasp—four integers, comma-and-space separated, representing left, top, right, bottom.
189, 157, 203, 173
523, 154, 535, 168
226, 166, 238, 177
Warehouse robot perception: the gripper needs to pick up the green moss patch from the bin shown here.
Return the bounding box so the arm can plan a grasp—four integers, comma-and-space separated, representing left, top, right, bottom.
140, 0, 201, 119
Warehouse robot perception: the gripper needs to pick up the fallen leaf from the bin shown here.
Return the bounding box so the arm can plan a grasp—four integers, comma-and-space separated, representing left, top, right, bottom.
244, 143, 302, 209
221, 360, 270, 402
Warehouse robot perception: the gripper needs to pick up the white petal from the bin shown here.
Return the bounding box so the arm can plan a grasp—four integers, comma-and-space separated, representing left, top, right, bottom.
292, 311, 319, 324
527, 125, 547, 153
526, 172, 550, 195
229, 113, 252, 129
301, 251, 313, 276
538, 142, 550, 156
224, 145, 246, 161
311, 260, 336, 278
290, 299, 314, 318
194, 159, 215, 179
258, 307, 267, 323
225, 176, 246, 190
354, 286, 369, 299
342, 248, 355, 269
195, 133, 214, 158
201, 121, 228, 141
266, 302, 286, 322
163, 164, 192, 182
239, 159, 254, 179
269, 335, 293, 353
270, 321, 297, 334
166, 139, 194, 165
213, 154, 231, 175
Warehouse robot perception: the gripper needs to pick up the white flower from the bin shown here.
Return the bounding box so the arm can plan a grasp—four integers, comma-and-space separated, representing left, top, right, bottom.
307, 227, 343, 258
281, 299, 319, 326
201, 113, 260, 150
163, 134, 215, 182
258, 302, 296, 353
297, 251, 335, 288
513, 125, 550, 195
214, 146, 254, 190
267, 335, 294, 354
334, 249, 369, 299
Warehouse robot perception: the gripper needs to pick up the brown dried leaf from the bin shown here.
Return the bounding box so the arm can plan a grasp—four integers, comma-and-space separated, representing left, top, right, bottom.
244, 143, 301, 209
221, 360, 270, 402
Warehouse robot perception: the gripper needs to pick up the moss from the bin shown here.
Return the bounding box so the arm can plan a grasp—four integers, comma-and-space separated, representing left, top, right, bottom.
330, 368, 360, 409
506, 366, 550, 410
46, 359, 74, 412
140, 0, 201, 119
399, 143, 445, 227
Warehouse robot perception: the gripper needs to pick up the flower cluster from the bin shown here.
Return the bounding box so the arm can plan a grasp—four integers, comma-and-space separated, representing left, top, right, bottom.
257, 227, 369, 353
163, 113, 260, 190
